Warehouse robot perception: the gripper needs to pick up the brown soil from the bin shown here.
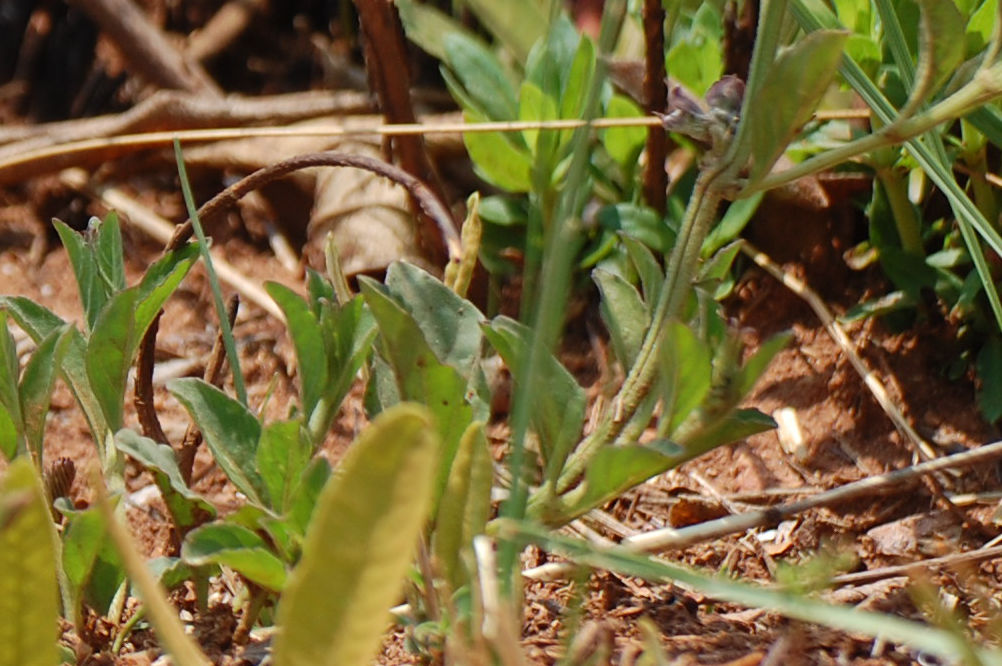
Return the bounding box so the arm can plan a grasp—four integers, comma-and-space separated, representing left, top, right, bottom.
3, 2, 1002, 665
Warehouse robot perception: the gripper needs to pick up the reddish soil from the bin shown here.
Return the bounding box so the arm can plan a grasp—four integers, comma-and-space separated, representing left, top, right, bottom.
3, 2, 1002, 664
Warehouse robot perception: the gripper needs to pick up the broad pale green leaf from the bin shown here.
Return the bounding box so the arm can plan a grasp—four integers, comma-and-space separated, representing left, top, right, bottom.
20, 325, 72, 461
518, 81, 559, 159
132, 243, 199, 345
255, 420, 311, 514
265, 283, 328, 420
666, 4, 724, 95
115, 429, 216, 530
560, 36, 596, 122
661, 321, 713, 435
462, 0, 548, 63
168, 378, 266, 505
482, 317, 585, 482
904, 0, 965, 113
182, 523, 287, 591
0, 458, 58, 666
54, 219, 105, 331
443, 33, 518, 121
316, 295, 377, 431
433, 421, 492, 590
146, 557, 199, 592
602, 94, 647, 167
273, 404, 438, 666
0, 408, 16, 461
598, 204, 674, 254
593, 269, 649, 367
383, 262, 486, 383
746, 30, 849, 184
359, 279, 473, 503
463, 111, 533, 193
395, 0, 475, 62
61, 505, 125, 617
966, 0, 998, 57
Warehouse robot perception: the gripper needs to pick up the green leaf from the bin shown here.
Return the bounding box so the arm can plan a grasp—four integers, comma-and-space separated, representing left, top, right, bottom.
461, 0, 548, 63
383, 262, 486, 384
0, 314, 24, 452
598, 204, 675, 254
702, 194, 765, 257
273, 404, 438, 666
433, 421, 492, 590
666, 4, 724, 95
500, 521, 1002, 666
482, 317, 585, 482
115, 429, 216, 530
978, 338, 1002, 422
680, 408, 777, 454
518, 81, 559, 158
395, 0, 476, 62
0, 458, 59, 666
286, 457, 331, 537
903, 0, 965, 113
266, 283, 328, 420
551, 445, 676, 522
182, 523, 287, 591
594, 269, 649, 367
561, 36, 596, 122
359, 278, 474, 504
255, 421, 311, 514
168, 378, 266, 505
737, 331, 792, 398
54, 219, 105, 332
443, 33, 518, 121
620, 235, 664, 304
20, 325, 72, 461
745, 30, 849, 184
602, 94, 647, 167
463, 111, 533, 193
661, 321, 713, 435
94, 212, 126, 294
0, 408, 16, 461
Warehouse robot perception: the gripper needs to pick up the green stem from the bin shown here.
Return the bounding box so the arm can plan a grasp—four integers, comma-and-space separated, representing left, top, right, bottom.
876, 169, 924, 256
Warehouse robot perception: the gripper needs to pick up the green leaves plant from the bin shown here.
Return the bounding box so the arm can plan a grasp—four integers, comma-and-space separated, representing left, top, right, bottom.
902, 0, 966, 114
273, 404, 438, 666
483, 316, 586, 484
168, 378, 266, 506
745, 29, 850, 184
182, 523, 287, 592
53, 214, 125, 332
115, 430, 216, 531
0, 458, 59, 666
594, 269, 649, 367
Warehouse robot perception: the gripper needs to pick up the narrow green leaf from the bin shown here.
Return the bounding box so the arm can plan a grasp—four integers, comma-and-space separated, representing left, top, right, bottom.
434, 421, 492, 590
620, 235, 664, 303
702, 194, 765, 257
182, 523, 287, 591
115, 430, 216, 530
661, 321, 713, 435
255, 421, 311, 514
85, 289, 139, 432
0, 408, 16, 461
746, 30, 849, 184
0, 458, 59, 666
593, 269, 649, 367
359, 279, 474, 503
736, 331, 793, 397
20, 325, 72, 461
904, 0, 966, 113
0, 314, 24, 445
94, 212, 126, 293
518, 81, 559, 157
265, 283, 328, 419
483, 317, 585, 483
54, 219, 105, 331
443, 33, 518, 121
679, 408, 777, 454
602, 94, 647, 167
561, 36, 596, 122
273, 404, 438, 666
501, 521, 1002, 666
286, 457, 331, 537
168, 378, 266, 505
